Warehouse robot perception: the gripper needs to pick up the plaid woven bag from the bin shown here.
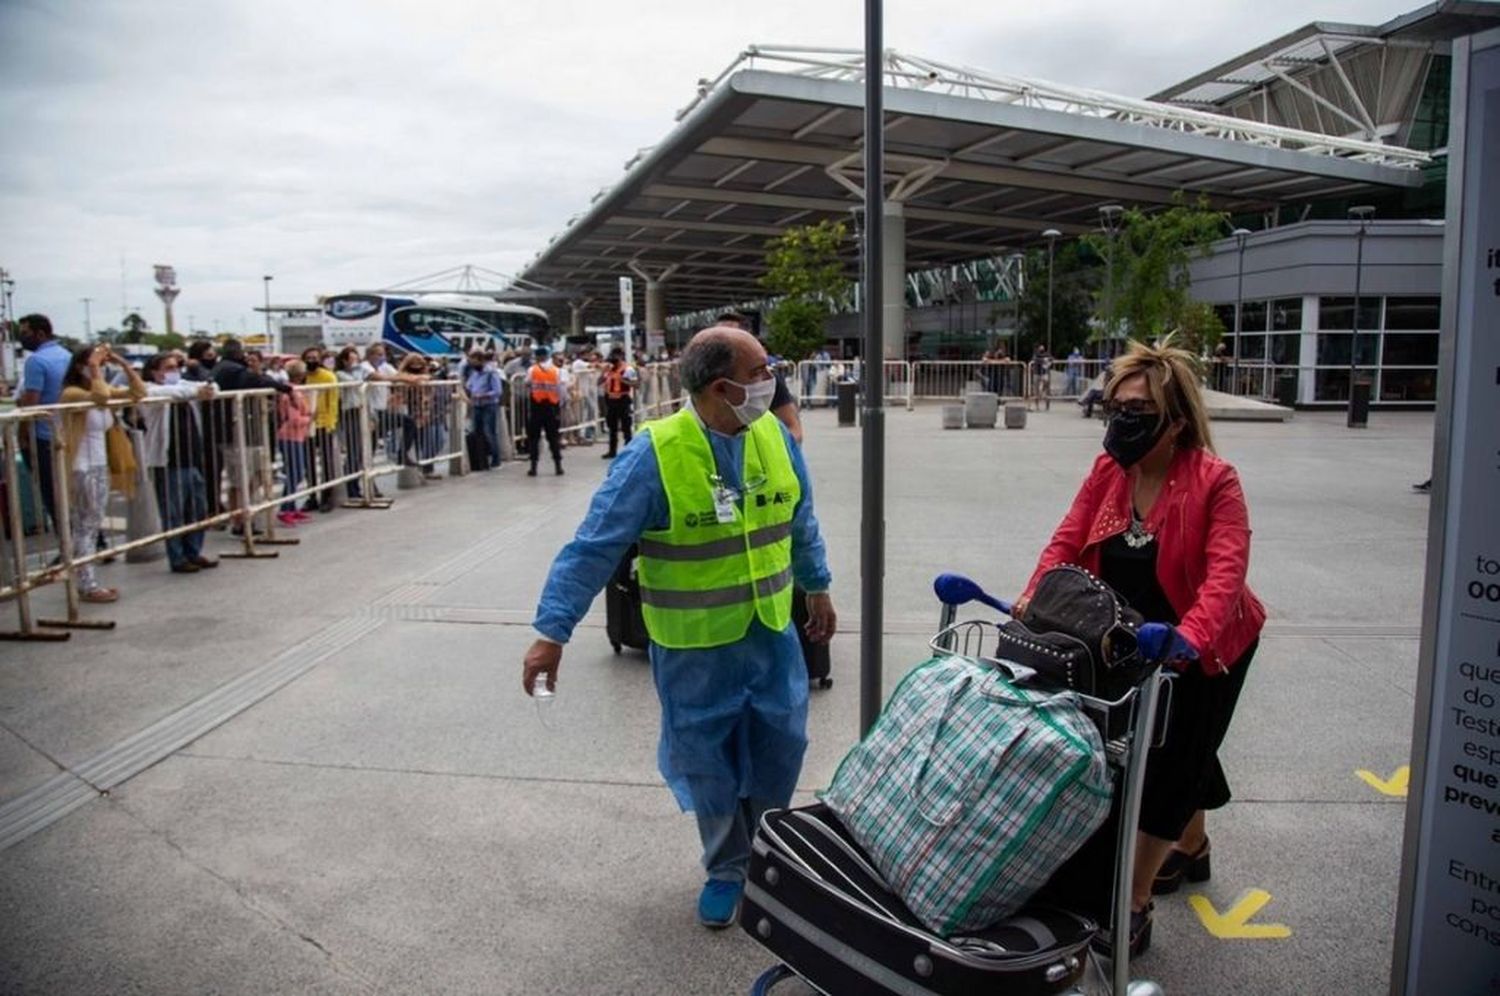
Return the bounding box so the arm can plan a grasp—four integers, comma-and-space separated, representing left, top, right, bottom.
821, 655, 1112, 937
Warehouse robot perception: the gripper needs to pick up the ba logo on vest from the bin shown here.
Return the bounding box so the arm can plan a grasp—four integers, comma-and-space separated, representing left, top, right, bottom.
755, 491, 794, 508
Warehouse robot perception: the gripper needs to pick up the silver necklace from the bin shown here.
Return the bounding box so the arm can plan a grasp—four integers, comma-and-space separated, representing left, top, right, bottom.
1123, 508, 1155, 549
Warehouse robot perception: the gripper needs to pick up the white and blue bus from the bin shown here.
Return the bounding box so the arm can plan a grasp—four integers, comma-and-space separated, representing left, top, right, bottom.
320, 293, 549, 357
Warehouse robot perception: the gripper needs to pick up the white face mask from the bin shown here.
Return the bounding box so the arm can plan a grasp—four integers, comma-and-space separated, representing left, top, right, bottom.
163, 371, 181, 385
725, 376, 777, 426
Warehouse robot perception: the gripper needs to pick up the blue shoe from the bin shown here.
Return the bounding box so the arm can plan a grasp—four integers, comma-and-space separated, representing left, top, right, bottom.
697, 879, 743, 928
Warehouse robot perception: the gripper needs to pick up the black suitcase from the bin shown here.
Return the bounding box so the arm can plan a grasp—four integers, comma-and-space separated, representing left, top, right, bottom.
791, 585, 833, 689
606, 543, 649, 654
742, 804, 1096, 995
465, 430, 489, 471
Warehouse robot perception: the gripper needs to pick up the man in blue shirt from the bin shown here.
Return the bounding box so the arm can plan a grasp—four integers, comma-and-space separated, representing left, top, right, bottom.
463, 350, 503, 469
522, 326, 836, 928
17, 314, 72, 531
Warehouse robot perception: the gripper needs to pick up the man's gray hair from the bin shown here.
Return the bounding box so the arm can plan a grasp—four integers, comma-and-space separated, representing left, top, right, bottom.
679, 334, 738, 394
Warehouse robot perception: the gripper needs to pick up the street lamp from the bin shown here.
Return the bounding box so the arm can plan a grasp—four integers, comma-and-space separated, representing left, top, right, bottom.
262, 275, 274, 344
1098, 205, 1124, 354
1042, 228, 1061, 356
1347, 205, 1375, 428
1231, 228, 1251, 396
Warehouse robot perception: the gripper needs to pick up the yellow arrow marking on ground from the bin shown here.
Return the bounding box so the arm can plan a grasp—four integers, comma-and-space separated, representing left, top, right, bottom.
1355, 765, 1410, 797
1188, 889, 1292, 940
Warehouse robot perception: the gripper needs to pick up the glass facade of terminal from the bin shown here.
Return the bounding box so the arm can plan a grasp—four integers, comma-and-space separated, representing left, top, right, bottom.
1212, 294, 1440, 405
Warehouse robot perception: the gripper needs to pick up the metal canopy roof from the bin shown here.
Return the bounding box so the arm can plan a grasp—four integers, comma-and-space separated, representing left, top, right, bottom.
1149, 2, 1500, 135
520, 48, 1427, 323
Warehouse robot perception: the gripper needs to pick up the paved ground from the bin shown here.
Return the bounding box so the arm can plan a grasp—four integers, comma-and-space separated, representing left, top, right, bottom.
0, 404, 1435, 995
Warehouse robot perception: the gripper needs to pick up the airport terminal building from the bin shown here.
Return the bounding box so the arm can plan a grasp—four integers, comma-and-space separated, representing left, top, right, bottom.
519, 3, 1493, 410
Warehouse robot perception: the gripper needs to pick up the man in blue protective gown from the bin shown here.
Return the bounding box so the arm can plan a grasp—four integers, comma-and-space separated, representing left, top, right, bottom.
523, 326, 836, 929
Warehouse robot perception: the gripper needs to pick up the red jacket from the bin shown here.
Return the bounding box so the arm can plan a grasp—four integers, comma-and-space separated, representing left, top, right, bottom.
1023, 447, 1266, 674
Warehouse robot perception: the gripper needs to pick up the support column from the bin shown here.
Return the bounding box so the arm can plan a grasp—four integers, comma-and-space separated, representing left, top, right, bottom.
645, 280, 665, 344
880, 201, 906, 360
569, 301, 585, 338
630, 263, 676, 356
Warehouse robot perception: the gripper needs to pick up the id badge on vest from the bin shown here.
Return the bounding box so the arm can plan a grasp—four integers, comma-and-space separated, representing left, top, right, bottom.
711, 483, 738, 524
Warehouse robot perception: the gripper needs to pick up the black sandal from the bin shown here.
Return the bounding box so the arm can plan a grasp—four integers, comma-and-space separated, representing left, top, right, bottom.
1153, 838, 1211, 895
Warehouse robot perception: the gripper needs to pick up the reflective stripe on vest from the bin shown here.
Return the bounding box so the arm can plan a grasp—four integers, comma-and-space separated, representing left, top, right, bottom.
636, 408, 799, 650
529, 365, 561, 405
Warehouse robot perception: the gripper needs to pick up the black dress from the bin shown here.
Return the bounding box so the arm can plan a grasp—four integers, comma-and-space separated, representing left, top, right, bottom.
1100, 518, 1256, 842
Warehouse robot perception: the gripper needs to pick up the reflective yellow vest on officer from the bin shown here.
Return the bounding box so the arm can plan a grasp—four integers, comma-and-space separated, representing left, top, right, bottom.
636, 407, 798, 649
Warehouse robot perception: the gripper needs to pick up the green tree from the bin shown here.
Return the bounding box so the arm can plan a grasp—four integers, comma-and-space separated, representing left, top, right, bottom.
1084, 194, 1227, 342
760, 219, 848, 360
120, 312, 150, 343
1174, 300, 1227, 358
144, 332, 185, 351
1014, 242, 1102, 356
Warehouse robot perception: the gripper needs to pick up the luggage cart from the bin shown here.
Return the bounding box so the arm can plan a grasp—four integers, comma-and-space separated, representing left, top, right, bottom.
744, 583, 1171, 996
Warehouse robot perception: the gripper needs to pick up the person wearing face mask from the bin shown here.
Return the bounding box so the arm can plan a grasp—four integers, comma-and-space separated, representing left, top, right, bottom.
15, 314, 71, 533
598, 348, 638, 459
522, 346, 564, 477
521, 325, 836, 930
301, 346, 340, 512
1015, 338, 1265, 958
140, 353, 218, 573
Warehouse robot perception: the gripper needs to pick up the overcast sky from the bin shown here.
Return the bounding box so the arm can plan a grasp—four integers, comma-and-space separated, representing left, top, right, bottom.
0, 0, 1418, 338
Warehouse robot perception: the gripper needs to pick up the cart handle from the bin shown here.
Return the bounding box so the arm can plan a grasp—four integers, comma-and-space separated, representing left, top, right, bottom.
933, 573, 1013, 617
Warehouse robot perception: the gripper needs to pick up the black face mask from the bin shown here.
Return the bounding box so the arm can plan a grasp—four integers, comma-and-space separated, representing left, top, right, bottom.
1103, 410, 1168, 468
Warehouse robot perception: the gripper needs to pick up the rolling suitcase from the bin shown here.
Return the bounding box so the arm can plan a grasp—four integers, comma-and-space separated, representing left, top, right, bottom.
791, 584, 832, 689
742, 804, 1096, 996
465, 430, 489, 471
606, 543, 649, 655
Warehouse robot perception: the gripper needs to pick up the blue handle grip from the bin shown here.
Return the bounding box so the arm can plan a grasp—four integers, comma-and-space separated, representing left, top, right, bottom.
933, 573, 1014, 617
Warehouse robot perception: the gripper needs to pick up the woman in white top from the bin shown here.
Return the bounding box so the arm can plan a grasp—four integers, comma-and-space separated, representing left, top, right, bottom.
334, 346, 369, 498
58, 345, 146, 602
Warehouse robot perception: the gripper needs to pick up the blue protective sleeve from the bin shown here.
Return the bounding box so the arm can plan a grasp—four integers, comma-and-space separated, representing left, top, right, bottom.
781, 424, 833, 594
532, 430, 666, 643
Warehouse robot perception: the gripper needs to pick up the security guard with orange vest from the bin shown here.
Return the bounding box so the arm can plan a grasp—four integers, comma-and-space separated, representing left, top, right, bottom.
523, 326, 835, 929
523, 346, 564, 477
599, 348, 638, 459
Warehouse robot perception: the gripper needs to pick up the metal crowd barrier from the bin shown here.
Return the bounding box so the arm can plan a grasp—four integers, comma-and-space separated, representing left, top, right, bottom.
793, 360, 916, 410
0, 378, 466, 642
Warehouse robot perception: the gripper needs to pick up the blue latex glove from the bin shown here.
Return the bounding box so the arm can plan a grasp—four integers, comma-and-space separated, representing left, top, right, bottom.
1138, 623, 1198, 667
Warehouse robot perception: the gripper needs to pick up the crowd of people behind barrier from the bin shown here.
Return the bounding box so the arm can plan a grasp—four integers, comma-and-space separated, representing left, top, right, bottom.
0, 315, 483, 621
0, 314, 704, 625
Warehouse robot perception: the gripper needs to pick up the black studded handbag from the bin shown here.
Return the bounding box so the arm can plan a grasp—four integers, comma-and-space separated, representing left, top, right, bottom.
993, 565, 1148, 699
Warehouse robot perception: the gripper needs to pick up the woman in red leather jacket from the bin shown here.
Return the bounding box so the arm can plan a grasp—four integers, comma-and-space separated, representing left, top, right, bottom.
1019, 339, 1265, 957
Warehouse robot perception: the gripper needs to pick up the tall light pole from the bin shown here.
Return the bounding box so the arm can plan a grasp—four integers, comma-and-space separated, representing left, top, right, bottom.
1042, 228, 1061, 356
0, 267, 14, 381
80, 297, 93, 340
1231, 228, 1251, 396
858, 0, 886, 737
1098, 205, 1124, 355
1347, 205, 1375, 428
262, 275, 274, 344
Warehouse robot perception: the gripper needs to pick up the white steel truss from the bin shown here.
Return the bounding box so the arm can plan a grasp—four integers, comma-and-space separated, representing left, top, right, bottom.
673, 45, 1429, 169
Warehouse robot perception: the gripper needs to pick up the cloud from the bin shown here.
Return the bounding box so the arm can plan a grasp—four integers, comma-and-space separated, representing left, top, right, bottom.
1, 0, 1421, 337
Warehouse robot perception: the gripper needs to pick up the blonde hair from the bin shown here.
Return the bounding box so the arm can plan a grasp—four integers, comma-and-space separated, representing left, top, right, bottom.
1104, 337, 1215, 453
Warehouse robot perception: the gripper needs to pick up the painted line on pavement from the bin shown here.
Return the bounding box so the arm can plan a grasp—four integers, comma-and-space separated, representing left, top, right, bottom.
0, 615, 381, 852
